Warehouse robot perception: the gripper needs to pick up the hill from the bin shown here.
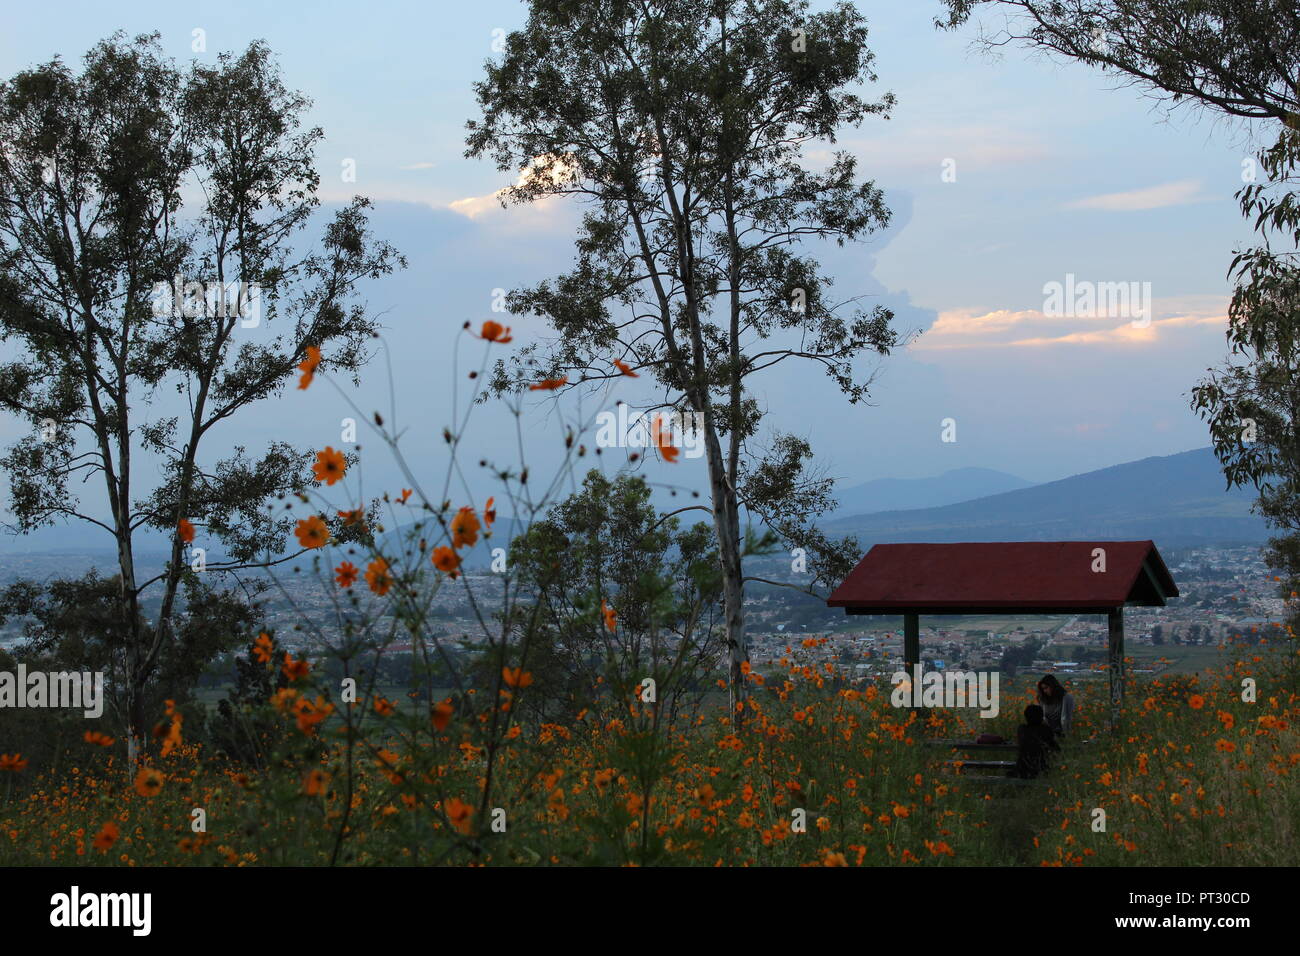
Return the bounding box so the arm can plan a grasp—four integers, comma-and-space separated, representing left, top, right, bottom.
832, 466, 1034, 515
826, 447, 1268, 546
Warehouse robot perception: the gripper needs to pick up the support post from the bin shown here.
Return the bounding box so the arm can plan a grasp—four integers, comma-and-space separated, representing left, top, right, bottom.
904, 612, 919, 669
1107, 607, 1124, 730
904, 612, 921, 713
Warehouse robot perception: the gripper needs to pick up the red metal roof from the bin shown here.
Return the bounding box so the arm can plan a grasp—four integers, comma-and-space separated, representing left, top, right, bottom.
827, 541, 1178, 614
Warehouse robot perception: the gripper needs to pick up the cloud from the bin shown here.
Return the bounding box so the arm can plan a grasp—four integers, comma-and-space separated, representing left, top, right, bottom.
450, 153, 578, 222
1066, 179, 1210, 211
399, 162, 437, 170
914, 303, 1226, 350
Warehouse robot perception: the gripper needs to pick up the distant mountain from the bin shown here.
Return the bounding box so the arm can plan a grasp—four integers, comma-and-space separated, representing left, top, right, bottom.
832, 466, 1034, 515
826, 447, 1268, 547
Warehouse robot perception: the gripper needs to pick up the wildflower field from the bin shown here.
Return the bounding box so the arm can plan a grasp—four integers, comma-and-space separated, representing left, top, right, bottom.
2, 640, 1294, 867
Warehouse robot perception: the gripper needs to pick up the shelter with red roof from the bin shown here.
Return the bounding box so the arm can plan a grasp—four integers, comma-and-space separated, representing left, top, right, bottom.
826, 541, 1179, 724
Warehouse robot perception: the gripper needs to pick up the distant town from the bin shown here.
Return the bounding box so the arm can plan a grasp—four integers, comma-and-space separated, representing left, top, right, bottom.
0, 544, 1282, 685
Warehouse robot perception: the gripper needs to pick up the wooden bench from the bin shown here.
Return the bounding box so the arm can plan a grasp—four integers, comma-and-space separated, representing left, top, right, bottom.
948, 758, 1016, 772
926, 739, 1018, 751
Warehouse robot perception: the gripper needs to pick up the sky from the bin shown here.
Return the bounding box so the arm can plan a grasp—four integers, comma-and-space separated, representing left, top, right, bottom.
0, 0, 1272, 543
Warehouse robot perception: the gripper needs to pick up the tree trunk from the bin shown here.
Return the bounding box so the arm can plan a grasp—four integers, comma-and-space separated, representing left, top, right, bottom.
700, 416, 748, 717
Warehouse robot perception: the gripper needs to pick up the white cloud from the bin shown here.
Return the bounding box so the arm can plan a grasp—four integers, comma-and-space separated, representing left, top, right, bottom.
914, 301, 1226, 350
450, 153, 578, 221
1066, 178, 1210, 211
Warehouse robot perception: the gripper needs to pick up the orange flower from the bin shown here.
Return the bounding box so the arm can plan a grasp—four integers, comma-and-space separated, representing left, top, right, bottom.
0, 754, 28, 772
294, 515, 330, 549
293, 695, 334, 735
601, 599, 617, 633
338, 508, 367, 530
451, 506, 481, 549
651, 415, 680, 463
134, 768, 164, 797
374, 696, 396, 717
529, 376, 568, 391
483, 497, 496, 529
502, 667, 534, 689
177, 518, 195, 543
335, 561, 359, 588
477, 320, 513, 343
312, 447, 347, 485
431, 546, 461, 578
365, 558, 393, 595
297, 345, 321, 390
444, 797, 474, 835
613, 358, 638, 377
92, 821, 120, 852
431, 700, 454, 732
282, 653, 311, 682
303, 769, 331, 796
397, 488, 413, 504
83, 731, 114, 747
1189, 694, 1206, 710
160, 715, 183, 758
252, 632, 274, 664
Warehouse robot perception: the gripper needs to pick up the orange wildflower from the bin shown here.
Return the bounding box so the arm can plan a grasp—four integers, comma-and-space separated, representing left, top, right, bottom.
92, 821, 120, 853
529, 376, 568, 391
335, 561, 359, 588
1189, 694, 1206, 710
0, 754, 28, 772
651, 415, 679, 463
303, 769, 331, 796
451, 506, 481, 549
83, 731, 114, 747
134, 768, 164, 797
312, 446, 347, 485
444, 797, 474, 835
282, 653, 311, 682
365, 558, 393, 596
252, 632, 274, 664
613, 358, 638, 377
297, 345, 321, 389
177, 518, 195, 543
338, 508, 367, 530
374, 696, 396, 717
483, 496, 496, 528
432, 700, 454, 732
502, 667, 534, 689
160, 715, 183, 758
431, 546, 461, 578
477, 320, 513, 343
294, 515, 330, 549
602, 599, 617, 633
293, 695, 334, 735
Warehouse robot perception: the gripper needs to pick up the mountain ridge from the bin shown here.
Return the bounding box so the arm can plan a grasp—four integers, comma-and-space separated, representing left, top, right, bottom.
826, 447, 1266, 547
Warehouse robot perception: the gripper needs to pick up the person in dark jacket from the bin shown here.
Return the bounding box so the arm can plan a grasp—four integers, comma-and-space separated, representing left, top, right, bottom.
1036, 674, 1076, 738
1008, 704, 1060, 778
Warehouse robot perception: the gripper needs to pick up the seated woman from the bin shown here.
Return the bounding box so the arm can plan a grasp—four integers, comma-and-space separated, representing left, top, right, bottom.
1036, 673, 1076, 739
1007, 703, 1060, 778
